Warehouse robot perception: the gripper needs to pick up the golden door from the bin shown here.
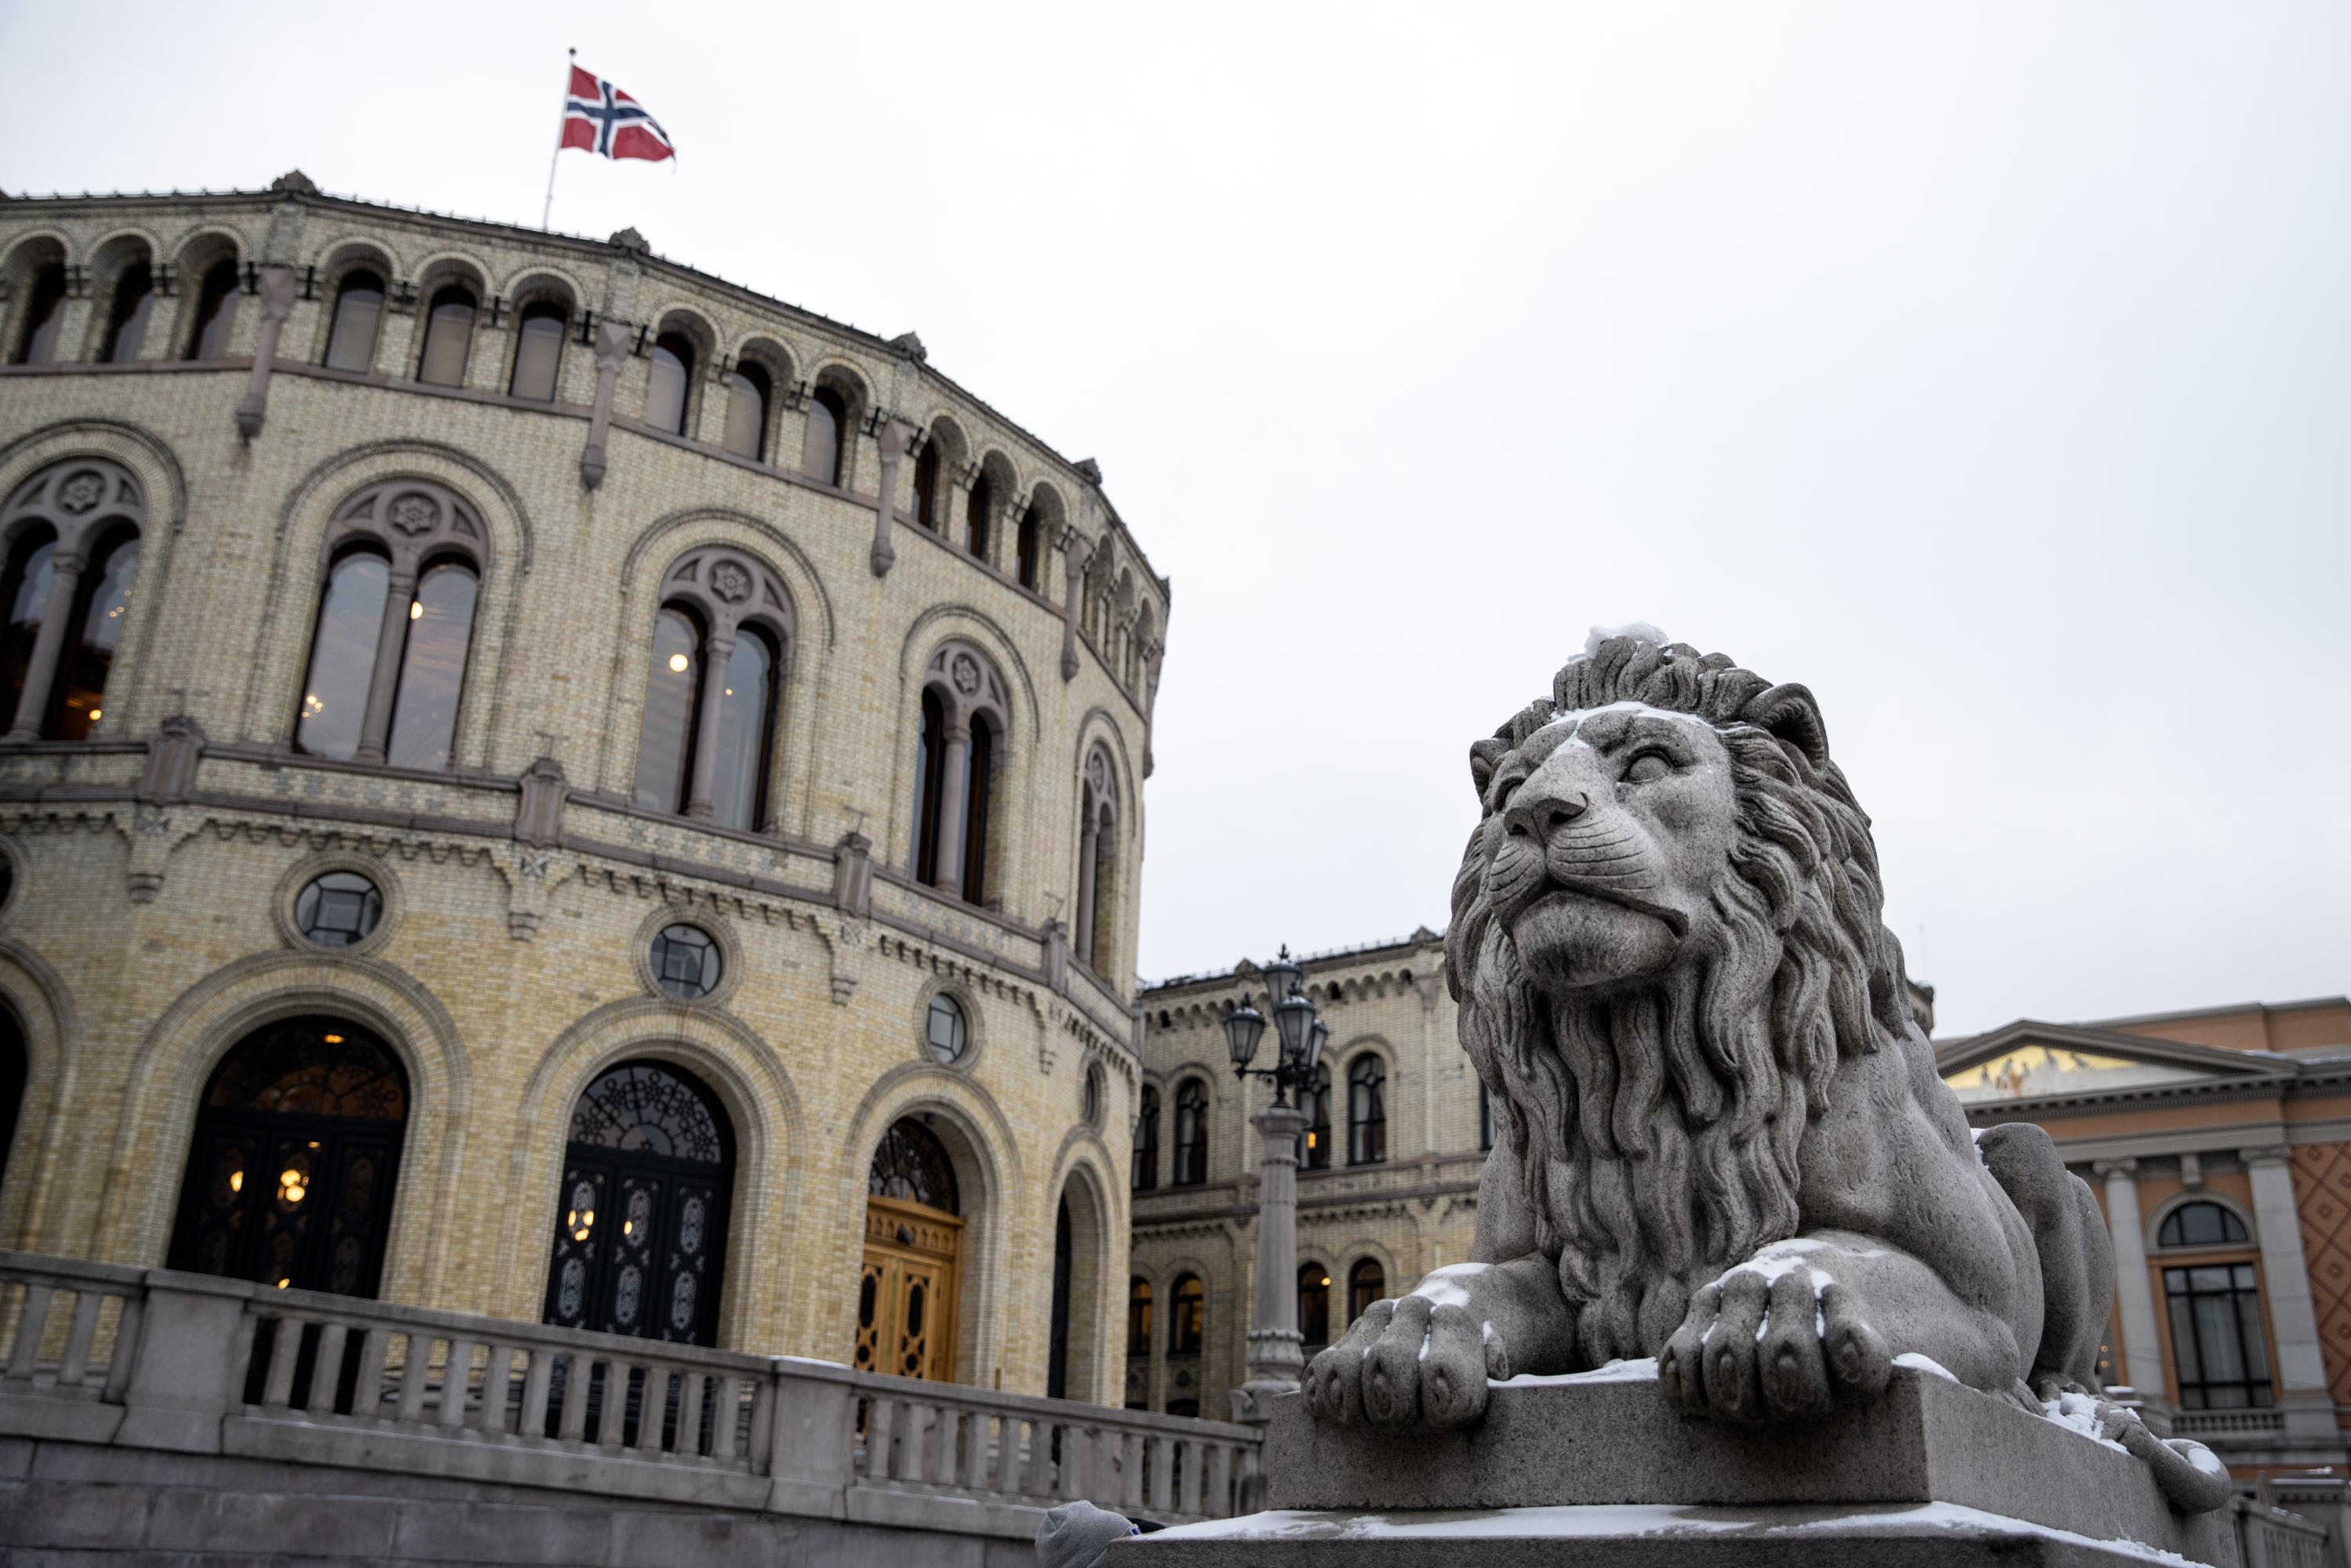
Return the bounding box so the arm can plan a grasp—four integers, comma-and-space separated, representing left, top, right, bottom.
857, 1193, 962, 1383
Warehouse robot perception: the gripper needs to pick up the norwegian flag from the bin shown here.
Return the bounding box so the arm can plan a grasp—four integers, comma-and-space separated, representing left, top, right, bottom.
560, 67, 675, 162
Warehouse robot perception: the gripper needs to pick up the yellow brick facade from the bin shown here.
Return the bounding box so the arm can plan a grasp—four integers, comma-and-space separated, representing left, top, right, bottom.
0, 180, 1167, 1406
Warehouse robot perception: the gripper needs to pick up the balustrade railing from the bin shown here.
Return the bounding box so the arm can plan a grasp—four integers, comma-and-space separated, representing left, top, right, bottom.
0, 1250, 1257, 1537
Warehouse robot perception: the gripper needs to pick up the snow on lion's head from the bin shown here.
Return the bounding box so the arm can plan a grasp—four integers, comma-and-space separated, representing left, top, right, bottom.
1447, 631, 1919, 1370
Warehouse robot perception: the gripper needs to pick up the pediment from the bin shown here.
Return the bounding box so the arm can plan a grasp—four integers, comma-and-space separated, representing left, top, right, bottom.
1935, 1020, 2293, 1110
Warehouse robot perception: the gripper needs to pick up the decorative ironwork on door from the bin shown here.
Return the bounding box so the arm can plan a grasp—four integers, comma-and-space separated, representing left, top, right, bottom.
166, 1017, 408, 1298
542, 1061, 732, 1346
857, 1117, 962, 1382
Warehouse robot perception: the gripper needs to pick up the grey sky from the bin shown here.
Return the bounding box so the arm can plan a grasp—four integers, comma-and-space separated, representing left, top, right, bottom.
9, 3, 2344, 1036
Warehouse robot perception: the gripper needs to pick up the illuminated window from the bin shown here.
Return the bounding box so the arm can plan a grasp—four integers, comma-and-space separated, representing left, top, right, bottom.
1169, 1273, 1204, 1356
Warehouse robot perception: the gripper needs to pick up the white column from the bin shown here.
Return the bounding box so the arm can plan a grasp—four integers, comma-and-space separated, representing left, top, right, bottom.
931, 722, 969, 896
2241, 1146, 2332, 1406
1073, 809, 1099, 965
2096, 1158, 2168, 1403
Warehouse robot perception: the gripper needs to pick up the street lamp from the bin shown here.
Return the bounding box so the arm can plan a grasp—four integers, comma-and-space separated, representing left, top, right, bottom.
1223, 946, 1326, 1483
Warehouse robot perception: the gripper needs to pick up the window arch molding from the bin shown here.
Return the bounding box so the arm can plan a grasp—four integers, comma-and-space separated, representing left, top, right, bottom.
0, 456, 149, 741
801, 363, 871, 488
83, 234, 161, 364
170, 230, 247, 360
408, 253, 491, 382
639, 307, 718, 436
911, 415, 971, 535
1074, 741, 1120, 971
306, 241, 401, 368
908, 639, 1011, 900
2147, 1189, 2259, 1254
629, 545, 796, 828
1344, 1045, 1391, 1166
969, 450, 1018, 567
292, 477, 490, 770
723, 337, 795, 464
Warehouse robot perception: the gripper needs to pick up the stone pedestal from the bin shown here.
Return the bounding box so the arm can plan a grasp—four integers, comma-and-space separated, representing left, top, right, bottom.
1115, 1366, 2238, 1566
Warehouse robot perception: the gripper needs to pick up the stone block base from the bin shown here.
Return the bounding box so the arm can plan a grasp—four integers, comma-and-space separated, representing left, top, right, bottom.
1114, 1502, 2217, 1566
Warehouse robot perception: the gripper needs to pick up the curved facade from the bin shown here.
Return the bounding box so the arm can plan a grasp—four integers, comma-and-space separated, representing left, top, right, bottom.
0, 176, 1168, 1403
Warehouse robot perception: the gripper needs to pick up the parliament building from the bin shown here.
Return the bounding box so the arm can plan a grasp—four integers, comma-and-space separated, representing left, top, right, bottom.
0, 173, 1167, 1403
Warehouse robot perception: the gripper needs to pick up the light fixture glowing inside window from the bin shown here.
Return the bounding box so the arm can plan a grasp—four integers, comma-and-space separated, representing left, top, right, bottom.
567, 1206, 595, 1241
229, 1170, 244, 1193
623, 1219, 635, 1237
276, 1278, 291, 1289
668, 653, 690, 673
409, 600, 422, 620
87, 708, 100, 722
324, 1034, 343, 1044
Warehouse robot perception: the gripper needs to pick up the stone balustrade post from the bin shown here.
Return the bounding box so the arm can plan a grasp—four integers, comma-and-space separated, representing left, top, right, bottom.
113, 1272, 254, 1452
2094, 1157, 2168, 1414
764, 1360, 857, 1514
232, 265, 298, 440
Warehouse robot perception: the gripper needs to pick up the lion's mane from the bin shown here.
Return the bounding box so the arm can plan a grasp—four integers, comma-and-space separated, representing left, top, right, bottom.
1447, 636, 1918, 1367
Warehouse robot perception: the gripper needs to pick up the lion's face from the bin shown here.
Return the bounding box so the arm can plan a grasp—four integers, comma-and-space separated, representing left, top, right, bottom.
1473, 701, 1737, 995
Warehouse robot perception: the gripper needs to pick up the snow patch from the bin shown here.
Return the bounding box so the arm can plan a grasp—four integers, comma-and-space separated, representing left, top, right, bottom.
1494, 1357, 1659, 1389
1892, 1353, 1959, 1384
1712, 1237, 1827, 1288
1412, 1262, 1488, 1310
2036, 1390, 2136, 1457
1573, 623, 1672, 659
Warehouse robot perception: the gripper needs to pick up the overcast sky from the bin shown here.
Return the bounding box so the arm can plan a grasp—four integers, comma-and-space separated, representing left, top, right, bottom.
8, 4, 2346, 1036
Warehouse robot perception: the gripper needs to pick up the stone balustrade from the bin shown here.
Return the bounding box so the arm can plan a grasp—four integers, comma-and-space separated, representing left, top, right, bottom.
0, 1249, 1257, 1540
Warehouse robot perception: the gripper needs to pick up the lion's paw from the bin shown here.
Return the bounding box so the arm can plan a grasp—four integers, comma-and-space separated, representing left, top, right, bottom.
1302, 1294, 1503, 1430
1659, 1267, 1889, 1423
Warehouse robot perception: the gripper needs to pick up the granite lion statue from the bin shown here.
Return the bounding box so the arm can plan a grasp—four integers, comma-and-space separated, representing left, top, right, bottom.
1301, 631, 2229, 1512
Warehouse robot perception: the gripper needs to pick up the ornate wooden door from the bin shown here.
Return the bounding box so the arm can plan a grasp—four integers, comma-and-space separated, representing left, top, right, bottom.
857, 1193, 961, 1382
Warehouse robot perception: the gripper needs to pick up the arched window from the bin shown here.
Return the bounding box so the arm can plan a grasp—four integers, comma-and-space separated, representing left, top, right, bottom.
1132, 1083, 1160, 1191
859, 1117, 964, 1382
1299, 1263, 1331, 1346
1076, 748, 1118, 970
803, 386, 847, 485
1127, 1276, 1153, 1356
1347, 1260, 1386, 1325
416, 285, 476, 386
293, 481, 484, 770
324, 270, 383, 372
1302, 1065, 1331, 1170
49, 528, 139, 740
910, 643, 1006, 902
101, 261, 157, 363
166, 1016, 408, 1298
966, 471, 992, 559
1348, 1056, 1387, 1165
628, 547, 792, 830
11, 264, 67, 365
1016, 505, 1041, 590
723, 363, 770, 459
508, 302, 566, 400
1172, 1079, 1208, 1186
911, 441, 941, 530
645, 333, 692, 433
2159, 1200, 2251, 1249
2164, 1263, 2272, 1410
0, 1005, 27, 1197
542, 1060, 733, 1345
0, 459, 147, 742
1169, 1273, 1204, 1356
188, 260, 241, 361
295, 548, 389, 761
0, 530, 57, 734
1048, 1195, 1074, 1399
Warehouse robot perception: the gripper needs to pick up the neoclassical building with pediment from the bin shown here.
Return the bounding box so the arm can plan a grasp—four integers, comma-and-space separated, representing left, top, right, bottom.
0, 172, 1171, 1404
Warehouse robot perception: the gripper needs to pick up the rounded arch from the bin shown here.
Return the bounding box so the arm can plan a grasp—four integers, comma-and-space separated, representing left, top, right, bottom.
495, 262, 593, 313
309, 235, 405, 280
503, 997, 806, 1351
842, 1063, 1027, 1386
0, 934, 78, 1255
246, 442, 532, 766
1342, 1244, 1400, 1325
1045, 1149, 1119, 1403
729, 334, 796, 386
96, 951, 472, 1304
2148, 1189, 2259, 1254
409, 250, 490, 300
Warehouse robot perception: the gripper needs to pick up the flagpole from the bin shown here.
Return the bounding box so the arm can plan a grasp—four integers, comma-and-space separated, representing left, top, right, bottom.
541, 47, 575, 230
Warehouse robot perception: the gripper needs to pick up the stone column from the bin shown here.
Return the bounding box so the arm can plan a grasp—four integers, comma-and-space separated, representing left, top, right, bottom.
580, 319, 630, 491
1073, 809, 1100, 965
1232, 1099, 1309, 1434
232, 265, 298, 440
871, 419, 911, 577
931, 720, 970, 895
682, 628, 737, 820
350, 565, 416, 766
2096, 1158, 2168, 1405
1060, 532, 1093, 681
2241, 1145, 2340, 1443
2, 546, 85, 741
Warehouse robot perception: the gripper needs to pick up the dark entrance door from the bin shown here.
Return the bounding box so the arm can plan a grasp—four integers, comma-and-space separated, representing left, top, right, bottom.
542, 1060, 733, 1346
166, 1017, 408, 1297
1047, 1196, 1073, 1398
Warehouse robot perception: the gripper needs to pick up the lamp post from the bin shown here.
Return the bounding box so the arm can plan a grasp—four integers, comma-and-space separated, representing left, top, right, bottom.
1223, 947, 1329, 1471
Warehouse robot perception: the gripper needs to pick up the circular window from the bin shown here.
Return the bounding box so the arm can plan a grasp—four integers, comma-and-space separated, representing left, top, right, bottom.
650, 925, 720, 1000
926, 994, 967, 1063
295, 872, 382, 947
